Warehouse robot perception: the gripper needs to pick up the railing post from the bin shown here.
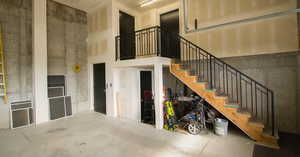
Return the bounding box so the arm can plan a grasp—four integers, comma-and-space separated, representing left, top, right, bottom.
115, 36, 118, 61
266, 89, 269, 125
271, 92, 275, 136
156, 27, 160, 56
209, 55, 213, 89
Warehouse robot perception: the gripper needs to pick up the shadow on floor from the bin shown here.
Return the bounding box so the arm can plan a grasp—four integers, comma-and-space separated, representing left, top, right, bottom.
253, 132, 300, 157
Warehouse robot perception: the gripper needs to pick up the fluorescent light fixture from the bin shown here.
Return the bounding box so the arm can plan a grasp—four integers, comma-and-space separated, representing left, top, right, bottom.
140, 0, 161, 7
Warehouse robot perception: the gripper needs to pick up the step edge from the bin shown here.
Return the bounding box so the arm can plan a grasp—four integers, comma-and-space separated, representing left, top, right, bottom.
255, 141, 280, 149
224, 104, 240, 109
248, 120, 265, 128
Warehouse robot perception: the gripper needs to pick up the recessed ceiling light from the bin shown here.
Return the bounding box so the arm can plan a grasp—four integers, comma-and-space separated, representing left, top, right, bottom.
140, 0, 161, 7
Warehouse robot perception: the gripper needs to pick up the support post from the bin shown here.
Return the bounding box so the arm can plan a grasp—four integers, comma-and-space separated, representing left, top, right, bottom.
32, 0, 49, 124
154, 63, 164, 129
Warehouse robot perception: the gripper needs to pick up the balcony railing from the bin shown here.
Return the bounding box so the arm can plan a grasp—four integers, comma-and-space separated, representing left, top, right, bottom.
115, 26, 180, 61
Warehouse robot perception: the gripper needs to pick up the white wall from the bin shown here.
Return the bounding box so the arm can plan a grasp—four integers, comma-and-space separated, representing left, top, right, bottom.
136, 2, 180, 30
32, 0, 49, 124
87, 0, 171, 128
87, 0, 116, 117
0, 104, 10, 129
112, 57, 170, 127
114, 68, 141, 121
87, 0, 149, 118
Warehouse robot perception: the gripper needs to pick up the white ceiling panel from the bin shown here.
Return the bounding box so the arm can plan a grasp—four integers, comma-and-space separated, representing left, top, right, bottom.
53, 0, 178, 12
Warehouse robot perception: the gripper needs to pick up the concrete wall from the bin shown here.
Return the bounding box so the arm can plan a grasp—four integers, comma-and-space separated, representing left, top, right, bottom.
0, 0, 32, 128
0, 0, 32, 102
222, 52, 300, 134
47, 0, 89, 113
0, 0, 88, 129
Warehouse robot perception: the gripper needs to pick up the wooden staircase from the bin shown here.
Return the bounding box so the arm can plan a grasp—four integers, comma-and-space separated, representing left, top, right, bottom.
170, 62, 279, 148
114, 25, 279, 148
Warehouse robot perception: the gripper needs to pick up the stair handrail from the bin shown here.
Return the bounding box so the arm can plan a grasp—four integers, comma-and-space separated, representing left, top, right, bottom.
162, 26, 271, 91
159, 26, 276, 136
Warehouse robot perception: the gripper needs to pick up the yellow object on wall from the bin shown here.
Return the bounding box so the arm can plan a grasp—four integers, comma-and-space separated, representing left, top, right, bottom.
73, 64, 81, 73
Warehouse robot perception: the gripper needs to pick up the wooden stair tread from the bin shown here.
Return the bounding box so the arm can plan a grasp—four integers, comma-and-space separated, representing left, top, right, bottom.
224, 103, 240, 109
262, 132, 279, 140
205, 88, 216, 92
193, 81, 207, 84
237, 108, 252, 118
262, 128, 279, 139
178, 68, 189, 71
248, 118, 265, 128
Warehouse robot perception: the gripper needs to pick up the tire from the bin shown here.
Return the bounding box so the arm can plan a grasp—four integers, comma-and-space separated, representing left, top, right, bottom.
187, 122, 201, 135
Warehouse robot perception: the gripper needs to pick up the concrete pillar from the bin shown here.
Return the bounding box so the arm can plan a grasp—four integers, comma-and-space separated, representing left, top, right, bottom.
32, 0, 49, 124
154, 63, 164, 129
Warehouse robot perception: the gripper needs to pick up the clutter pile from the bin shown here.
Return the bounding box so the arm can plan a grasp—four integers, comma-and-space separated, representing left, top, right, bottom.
163, 88, 228, 136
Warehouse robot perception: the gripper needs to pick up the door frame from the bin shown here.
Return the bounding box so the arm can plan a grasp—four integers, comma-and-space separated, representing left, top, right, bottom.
137, 69, 154, 122
119, 10, 136, 60
159, 9, 180, 59
117, 9, 136, 35
160, 9, 179, 22
90, 63, 107, 113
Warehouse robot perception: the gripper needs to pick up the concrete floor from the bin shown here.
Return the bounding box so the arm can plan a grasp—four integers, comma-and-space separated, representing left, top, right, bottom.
0, 112, 254, 157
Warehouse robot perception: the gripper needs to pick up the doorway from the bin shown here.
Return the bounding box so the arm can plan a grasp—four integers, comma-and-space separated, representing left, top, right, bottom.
119, 11, 135, 60
93, 63, 106, 114
160, 9, 180, 59
140, 71, 155, 125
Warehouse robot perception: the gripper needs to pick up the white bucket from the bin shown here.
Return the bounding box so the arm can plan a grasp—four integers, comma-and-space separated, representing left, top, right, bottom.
214, 118, 228, 136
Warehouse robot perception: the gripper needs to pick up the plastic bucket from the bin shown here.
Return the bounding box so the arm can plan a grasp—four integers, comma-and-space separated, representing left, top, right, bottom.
214, 118, 228, 136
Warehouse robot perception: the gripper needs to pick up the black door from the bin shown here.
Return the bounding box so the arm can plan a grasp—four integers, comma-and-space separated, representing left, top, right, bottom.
140, 71, 155, 125
119, 11, 135, 60
94, 63, 106, 114
160, 10, 180, 59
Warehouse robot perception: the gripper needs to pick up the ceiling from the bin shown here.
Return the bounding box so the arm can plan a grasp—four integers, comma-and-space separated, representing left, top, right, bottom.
52, 0, 106, 12
119, 0, 178, 11
53, 0, 178, 12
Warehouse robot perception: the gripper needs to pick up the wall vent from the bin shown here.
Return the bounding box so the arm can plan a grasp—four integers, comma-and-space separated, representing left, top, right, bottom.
10, 101, 33, 129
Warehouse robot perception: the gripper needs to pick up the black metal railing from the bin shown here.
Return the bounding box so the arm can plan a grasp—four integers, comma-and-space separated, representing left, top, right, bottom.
116, 26, 159, 60
115, 26, 181, 60
115, 26, 276, 136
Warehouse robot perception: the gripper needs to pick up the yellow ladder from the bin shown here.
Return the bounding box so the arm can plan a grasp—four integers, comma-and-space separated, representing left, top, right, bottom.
0, 25, 8, 104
